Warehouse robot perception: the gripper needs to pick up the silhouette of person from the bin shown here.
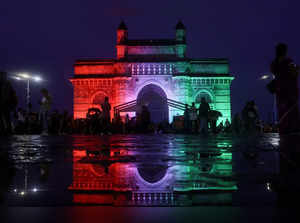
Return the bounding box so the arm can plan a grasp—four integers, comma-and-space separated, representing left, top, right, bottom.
242, 100, 259, 133
0, 71, 18, 135
208, 110, 221, 134
183, 104, 190, 132
189, 102, 197, 133
101, 97, 111, 133
198, 97, 210, 134
101, 97, 111, 123
270, 43, 300, 134
39, 88, 51, 135
232, 113, 242, 134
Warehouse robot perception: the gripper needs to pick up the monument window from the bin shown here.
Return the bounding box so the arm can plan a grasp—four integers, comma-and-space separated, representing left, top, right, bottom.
195, 92, 212, 104
92, 92, 106, 108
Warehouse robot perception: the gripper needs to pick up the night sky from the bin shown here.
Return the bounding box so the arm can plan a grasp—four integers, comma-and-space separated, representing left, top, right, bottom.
1, 0, 299, 121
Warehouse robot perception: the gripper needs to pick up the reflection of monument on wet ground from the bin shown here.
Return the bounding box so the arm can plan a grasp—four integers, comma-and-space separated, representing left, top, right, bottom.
68, 136, 237, 206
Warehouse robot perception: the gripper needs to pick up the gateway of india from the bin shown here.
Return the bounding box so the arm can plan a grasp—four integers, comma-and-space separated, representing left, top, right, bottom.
70, 21, 234, 123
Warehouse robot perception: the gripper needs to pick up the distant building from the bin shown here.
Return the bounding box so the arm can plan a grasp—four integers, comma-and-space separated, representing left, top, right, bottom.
70, 21, 234, 123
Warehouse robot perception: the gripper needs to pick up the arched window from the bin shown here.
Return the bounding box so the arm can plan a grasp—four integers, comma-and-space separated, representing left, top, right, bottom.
195, 92, 212, 104
91, 92, 107, 109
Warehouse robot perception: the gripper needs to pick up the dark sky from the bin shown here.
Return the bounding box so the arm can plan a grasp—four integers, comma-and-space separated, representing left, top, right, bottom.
1, 0, 299, 121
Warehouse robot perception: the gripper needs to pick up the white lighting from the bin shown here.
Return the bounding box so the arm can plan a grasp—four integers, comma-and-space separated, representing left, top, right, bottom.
14, 76, 22, 80
32, 188, 38, 192
20, 191, 25, 196
33, 76, 42, 82
266, 182, 271, 191
14, 189, 17, 193
260, 75, 269, 80
19, 73, 30, 79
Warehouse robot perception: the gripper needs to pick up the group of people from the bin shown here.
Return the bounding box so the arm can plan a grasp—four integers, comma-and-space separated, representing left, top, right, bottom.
181, 97, 263, 135
0, 71, 52, 135
0, 43, 299, 136
183, 97, 212, 134
0, 72, 18, 135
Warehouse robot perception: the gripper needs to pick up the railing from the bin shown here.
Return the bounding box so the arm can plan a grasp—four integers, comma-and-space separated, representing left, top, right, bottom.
114, 99, 137, 117
114, 98, 191, 116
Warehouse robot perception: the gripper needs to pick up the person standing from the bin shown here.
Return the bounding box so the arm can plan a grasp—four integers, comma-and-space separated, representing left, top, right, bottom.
101, 96, 111, 133
189, 102, 197, 133
39, 88, 51, 135
183, 104, 190, 133
232, 113, 242, 134
198, 97, 210, 134
270, 43, 299, 134
0, 71, 18, 135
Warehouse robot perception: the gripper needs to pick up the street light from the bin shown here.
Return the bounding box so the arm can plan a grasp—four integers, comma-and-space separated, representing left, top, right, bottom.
259, 74, 277, 124
12, 73, 43, 113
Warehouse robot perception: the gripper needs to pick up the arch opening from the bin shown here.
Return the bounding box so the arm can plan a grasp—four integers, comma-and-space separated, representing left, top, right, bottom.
91, 92, 107, 110
195, 91, 214, 109
137, 84, 168, 123
137, 164, 168, 184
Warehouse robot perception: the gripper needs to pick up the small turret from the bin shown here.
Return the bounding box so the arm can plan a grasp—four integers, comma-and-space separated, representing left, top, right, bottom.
175, 20, 186, 58
116, 21, 128, 59
117, 21, 128, 44
175, 20, 186, 42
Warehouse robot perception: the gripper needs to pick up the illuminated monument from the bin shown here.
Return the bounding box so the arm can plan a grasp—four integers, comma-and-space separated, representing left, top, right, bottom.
70, 21, 234, 123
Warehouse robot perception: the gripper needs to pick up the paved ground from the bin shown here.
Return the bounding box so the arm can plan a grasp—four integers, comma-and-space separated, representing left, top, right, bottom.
1, 133, 300, 222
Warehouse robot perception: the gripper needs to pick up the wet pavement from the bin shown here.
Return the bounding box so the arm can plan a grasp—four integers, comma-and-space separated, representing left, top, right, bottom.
0, 133, 280, 206
1, 133, 300, 222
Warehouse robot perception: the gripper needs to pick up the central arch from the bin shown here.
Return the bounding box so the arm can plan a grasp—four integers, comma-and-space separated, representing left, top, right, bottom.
136, 84, 168, 123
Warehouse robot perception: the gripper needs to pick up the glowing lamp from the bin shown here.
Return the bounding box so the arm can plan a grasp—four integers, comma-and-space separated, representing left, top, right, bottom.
19, 73, 30, 79
33, 76, 42, 82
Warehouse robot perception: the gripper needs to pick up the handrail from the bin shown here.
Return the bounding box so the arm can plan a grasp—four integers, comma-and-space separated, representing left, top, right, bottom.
114, 99, 137, 109
114, 98, 192, 115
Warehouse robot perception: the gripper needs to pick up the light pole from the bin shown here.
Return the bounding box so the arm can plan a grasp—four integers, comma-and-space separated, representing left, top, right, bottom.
12, 73, 42, 113
260, 74, 277, 124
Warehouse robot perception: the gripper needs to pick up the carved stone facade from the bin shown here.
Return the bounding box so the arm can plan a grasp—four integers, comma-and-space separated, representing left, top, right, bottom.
70, 21, 234, 123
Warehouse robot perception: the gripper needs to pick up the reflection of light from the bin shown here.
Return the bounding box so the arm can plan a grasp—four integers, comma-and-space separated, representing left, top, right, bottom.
217, 142, 232, 148
14, 76, 22, 80
260, 75, 269, 80
268, 136, 279, 147
266, 182, 271, 191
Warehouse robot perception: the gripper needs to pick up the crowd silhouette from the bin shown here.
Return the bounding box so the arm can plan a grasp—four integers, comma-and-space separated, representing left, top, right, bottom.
0, 43, 299, 136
